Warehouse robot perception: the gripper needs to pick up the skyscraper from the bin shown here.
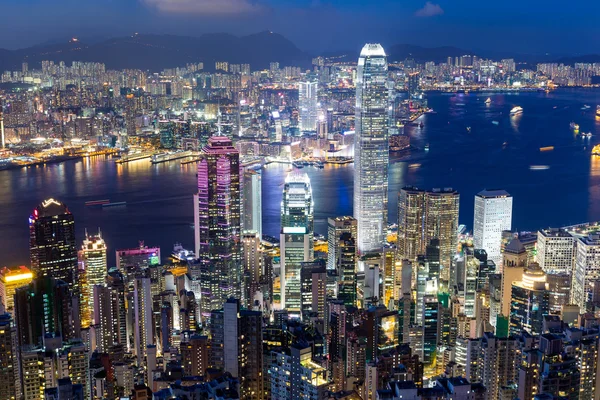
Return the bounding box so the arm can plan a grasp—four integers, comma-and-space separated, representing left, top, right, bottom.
536, 228, 574, 275
509, 263, 550, 335
327, 216, 357, 271
0, 313, 17, 400
242, 168, 262, 238
0, 265, 33, 316
571, 234, 600, 313
79, 231, 107, 325
397, 187, 459, 271
354, 43, 389, 254
29, 198, 78, 289
473, 190, 513, 267
194, 136, 241, 317
298, 81, 318, 132
280, 173, 314, 315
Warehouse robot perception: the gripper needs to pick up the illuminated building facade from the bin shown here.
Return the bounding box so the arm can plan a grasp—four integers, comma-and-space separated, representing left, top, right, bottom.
0, 313, 16, 400
0, 265, 33, 316
280, 173, 314, 315
509, 263, 550, 335
193, 136, 241, 318
337, 232, 357, 307
327, 216, 357, 271
473, 190, 513, 267
79, 231, 107, 326
397, 187, 460, 273
354, 43, 389, 254
115, 244, 160, 273
571, 234, 600, 313
299, 81, 318, 132
242, 168, 262, 238
29, 198, 78, 289
536, 228, 575, 275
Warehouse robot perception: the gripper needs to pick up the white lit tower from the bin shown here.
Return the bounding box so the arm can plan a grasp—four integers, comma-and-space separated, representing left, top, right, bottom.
353, 43, 389, 254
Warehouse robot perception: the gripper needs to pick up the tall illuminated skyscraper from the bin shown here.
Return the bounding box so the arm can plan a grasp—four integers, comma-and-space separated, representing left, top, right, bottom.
299, 81, 318, 132
280, 173, 314, 315
327, 216, 357, 271
29, 198, 78, 289
79, 231, 107, 325
397, 187, 459, 272
473, 190, 513, 267
194, 136, 241, 317
242, 168, 262, 238
354, 43, 389, 253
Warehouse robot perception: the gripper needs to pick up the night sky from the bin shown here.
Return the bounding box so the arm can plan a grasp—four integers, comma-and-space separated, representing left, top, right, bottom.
1, 0, 598, 55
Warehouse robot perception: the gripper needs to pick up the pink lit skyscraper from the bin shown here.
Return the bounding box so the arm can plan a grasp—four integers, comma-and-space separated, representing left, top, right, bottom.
194, 136, 241, 319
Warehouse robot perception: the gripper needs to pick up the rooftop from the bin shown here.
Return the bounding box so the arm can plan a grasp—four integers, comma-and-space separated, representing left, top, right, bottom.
360, 43, 386, 58
476, 189, 511, 198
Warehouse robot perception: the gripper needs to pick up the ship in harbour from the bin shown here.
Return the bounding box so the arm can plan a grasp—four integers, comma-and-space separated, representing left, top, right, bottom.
510, 106, 523, 115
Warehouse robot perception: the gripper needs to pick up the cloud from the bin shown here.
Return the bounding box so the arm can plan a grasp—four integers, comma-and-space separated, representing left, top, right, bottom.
142, 0, 264, 15
415, 2, 444, 17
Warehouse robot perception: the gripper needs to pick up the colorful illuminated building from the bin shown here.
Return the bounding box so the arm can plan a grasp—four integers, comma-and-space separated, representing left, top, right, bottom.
0, 265, 33, 315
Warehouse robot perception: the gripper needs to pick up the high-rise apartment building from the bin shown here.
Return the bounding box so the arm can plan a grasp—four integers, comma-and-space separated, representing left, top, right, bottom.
354, 43, 389, 254
536, 228, 574, 275
242, 232, 263, 308
473, 190, 513, 267
133, 277, 153, 366
299, 81, 318, 132
280, 173, 314, 315
242, 168, 262, 238
194, 136, 241, 318
29, 198, 78, 289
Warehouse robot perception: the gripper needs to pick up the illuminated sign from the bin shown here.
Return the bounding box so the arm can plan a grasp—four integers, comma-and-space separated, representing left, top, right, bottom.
41, 198, 62, 208
283, 227, 306, 234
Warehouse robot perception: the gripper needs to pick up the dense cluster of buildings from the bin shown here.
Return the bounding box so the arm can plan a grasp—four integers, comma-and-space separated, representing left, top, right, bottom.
2, 43, 600, 400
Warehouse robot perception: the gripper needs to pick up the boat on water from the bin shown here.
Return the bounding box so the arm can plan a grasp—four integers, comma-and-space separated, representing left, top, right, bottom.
592, 144, 600, 156
530, 165, 550, 170
596, 105, 600, 117
581, 132, 593, 138
570, 122, 580, 130
85, 199, 110, 206
172, 243, 195, 262
466, 126, 472, 133
485, 98, 492, 104
102, 201, 126, 208
510, 106, 523, 115
424, 143, 430, 151
492, 121, 499, 125
540, 146, 554, 152
419, 122, 424, 128
408, 163, 421, 169
582, 105, 591, 110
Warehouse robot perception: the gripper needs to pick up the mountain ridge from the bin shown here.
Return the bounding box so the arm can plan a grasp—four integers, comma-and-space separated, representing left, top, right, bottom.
0, 33, 597, 72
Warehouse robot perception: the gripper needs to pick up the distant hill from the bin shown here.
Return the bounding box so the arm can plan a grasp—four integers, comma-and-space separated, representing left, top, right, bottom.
0, 33, 596, 73
0, 31, 311, 72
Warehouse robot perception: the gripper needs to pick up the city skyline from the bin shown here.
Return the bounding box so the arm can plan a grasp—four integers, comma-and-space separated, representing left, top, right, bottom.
1, 6, 600, 393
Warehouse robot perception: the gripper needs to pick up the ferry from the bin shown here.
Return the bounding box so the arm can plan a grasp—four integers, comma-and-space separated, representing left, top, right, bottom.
172, 243, 195, 262
408, 163, 421, 169
530, 165, 550, 170
582, 105, 591, 110
85, 199, 110, 207
592, 144, 600, 156
151, 150, 193, 164
540, 146, 554, 152
485, 98, 492, 104
424, 143, 430, 151
581, 132, 593, 138
510, 106, 523, 115
570, 122, 580, 131
492, 121, 499, 126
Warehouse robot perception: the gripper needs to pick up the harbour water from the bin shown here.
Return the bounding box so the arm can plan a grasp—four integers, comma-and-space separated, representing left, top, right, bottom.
1, 89, 600, 266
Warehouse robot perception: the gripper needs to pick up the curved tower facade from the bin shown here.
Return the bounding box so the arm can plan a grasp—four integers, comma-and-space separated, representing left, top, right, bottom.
354, 43, 389, 254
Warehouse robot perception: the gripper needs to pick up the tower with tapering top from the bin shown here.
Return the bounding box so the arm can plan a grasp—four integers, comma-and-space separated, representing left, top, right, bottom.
353, 43, 389, 254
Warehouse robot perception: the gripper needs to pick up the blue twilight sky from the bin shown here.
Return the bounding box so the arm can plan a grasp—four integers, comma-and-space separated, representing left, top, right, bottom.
0, 0, 598, 55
